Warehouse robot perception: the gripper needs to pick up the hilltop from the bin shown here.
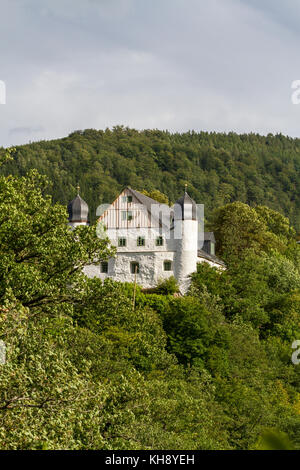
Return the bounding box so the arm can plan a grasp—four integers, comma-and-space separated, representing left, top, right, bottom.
1, 126, 299, 229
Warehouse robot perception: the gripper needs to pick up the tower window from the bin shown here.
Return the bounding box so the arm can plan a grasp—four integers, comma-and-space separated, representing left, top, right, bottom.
164, 260, 172, 271
137, 236, 145, 246
118, 237, 127, 247
156, 236, 164, 246
131, 262, 140, 274
100, 261, 108, 273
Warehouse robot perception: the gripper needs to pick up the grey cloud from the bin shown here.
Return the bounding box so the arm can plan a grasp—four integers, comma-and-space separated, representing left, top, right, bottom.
9, 126, 44, 135
0, 0, 300, 148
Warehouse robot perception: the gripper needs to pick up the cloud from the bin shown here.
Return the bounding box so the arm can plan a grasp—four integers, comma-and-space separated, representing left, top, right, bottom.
9, 126, 44, 135
0, 0, 300, 148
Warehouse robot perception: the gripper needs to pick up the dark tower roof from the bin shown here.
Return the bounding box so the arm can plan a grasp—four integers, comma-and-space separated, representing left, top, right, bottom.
68, 188, 89, 223
174, 189, 197, 220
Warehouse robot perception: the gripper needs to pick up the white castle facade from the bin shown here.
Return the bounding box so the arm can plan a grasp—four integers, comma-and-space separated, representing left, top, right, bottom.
68, 187, 224, 293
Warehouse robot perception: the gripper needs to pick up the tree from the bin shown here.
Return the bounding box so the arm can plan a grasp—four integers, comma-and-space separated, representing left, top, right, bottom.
0, 170, 115, 314
141, 189, 171, 205
210, 202, 291, 262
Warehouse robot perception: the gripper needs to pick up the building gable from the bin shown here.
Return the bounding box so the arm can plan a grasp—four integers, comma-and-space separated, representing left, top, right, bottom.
98, 188, 163, 229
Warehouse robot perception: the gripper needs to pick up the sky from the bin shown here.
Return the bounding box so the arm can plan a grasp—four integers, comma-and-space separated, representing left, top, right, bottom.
1, 0, 300, 147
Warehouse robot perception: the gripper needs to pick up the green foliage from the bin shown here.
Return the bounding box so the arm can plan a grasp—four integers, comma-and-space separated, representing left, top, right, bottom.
256, 429, 295, 450
0, 170, 115, 314
1, 127, 300, 230
210, 202, 294, 262
0, 166, 300, 449
143, 276, 180, 295
141, 189, 171, 205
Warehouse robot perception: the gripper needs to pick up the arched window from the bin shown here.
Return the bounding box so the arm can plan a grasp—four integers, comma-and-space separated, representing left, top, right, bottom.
163, 260, 172, 271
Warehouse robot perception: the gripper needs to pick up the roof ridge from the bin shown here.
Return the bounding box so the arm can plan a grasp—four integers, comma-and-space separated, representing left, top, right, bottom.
126, 187, 169, 229
127, 188, 160, 206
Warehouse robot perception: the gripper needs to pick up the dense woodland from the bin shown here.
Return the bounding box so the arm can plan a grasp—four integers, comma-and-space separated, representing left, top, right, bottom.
0, 127, 300, 231
0, 131, 299, 450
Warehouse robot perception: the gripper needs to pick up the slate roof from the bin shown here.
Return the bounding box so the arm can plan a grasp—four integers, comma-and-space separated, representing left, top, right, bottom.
174, 191, 197, 220
68, 194, 89, 223
197, 249, 225, 267
204, 232, 216, 243
126, 188, 169, 228
127, 188, 161, 212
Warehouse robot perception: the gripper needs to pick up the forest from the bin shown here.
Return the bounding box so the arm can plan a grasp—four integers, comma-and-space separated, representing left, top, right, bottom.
0, 126, 299, 231
0, 129, 299, 450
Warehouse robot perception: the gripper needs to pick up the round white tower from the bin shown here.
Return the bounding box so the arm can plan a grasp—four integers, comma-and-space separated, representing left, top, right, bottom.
67, 185, 89, 228
173, 189, 198, 294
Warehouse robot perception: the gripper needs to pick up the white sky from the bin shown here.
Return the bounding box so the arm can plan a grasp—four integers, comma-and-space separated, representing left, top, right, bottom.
1, 0, 300, 147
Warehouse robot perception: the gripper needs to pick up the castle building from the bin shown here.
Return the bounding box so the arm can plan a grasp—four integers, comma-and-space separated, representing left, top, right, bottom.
67, 187, 224, 293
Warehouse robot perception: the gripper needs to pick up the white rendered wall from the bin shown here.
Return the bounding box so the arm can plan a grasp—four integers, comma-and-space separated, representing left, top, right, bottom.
83, 250, 176, 288
174, 219, 198, 294
84, 226, 176, 286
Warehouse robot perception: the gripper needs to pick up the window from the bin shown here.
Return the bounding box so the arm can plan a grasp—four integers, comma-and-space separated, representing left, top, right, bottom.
118, 237, 127, 247
203, 240, 210, 254
100, 261, 108, 273
122, 195, 132, 203
164, 260, 172, 271
137, 236, 145, 246
156, 236, 164, 246
203, 240, 215, 256
131, 262, 139, 274
127, 196, 132, 203
121, 211, 133, 221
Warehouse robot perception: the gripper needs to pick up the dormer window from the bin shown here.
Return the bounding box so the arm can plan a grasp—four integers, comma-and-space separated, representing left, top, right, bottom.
203, 239, 216, 256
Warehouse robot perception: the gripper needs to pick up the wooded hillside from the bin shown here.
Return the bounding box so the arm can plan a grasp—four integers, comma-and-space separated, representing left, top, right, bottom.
1, 127, 299, 229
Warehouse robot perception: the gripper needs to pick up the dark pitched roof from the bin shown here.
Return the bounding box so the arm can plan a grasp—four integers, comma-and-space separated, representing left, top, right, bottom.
126, 188, 169, 228
174, 191, 197, 220
204, 232, 216, 243
68, 194, 89, 223
127, 188, 161, 212
197, 249, 225, 267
